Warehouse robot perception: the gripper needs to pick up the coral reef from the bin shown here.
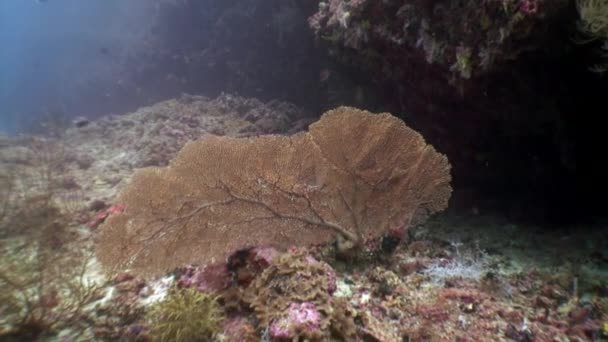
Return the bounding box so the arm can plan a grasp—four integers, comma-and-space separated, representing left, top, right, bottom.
309, 0, 569, 83
221, 316, 259, 342
0, 94, 318, 341
243, 250, 357, 340
269, 302, 323, 339
96, 106, 451, 277
45, 93, 314, 216
306, 1, 579, 220
90, 272, 154, 340
575, 0, 608, 71
146, 287, 224, 341
1, 94, 606, 340
177, 263, 232, 293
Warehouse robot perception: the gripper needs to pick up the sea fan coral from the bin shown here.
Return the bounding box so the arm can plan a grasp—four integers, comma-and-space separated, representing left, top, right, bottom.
97, 106, 451, 277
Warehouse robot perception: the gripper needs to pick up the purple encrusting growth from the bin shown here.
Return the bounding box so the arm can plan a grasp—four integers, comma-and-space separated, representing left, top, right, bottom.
270, 302, 322, 339
305, 254, 337, 294
177, 263, 231, 292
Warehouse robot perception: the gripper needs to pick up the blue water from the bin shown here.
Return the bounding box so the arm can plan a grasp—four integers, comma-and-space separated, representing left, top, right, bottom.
0, 0, 154, 134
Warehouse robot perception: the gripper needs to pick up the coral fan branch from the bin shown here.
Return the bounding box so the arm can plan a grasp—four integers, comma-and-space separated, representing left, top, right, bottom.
220, 182, 359, 243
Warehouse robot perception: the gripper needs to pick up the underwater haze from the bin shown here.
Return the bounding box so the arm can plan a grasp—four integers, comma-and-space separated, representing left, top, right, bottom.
0, 0, 158, 134
0, 1, 607, 341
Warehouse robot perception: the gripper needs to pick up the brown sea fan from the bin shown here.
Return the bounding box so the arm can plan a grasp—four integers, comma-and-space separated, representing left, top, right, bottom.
96, 106, 452, 277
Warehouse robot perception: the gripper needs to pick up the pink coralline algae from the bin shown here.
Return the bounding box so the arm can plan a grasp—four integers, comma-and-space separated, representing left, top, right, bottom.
228, 246, 280, 286
305, 254, 337, 294
269, 302, 322, 339
326, 265, 337, 294
88, 204, 126, 229
177, 263, 231, 292
250, 246, 279, 268
519, 0, 539, 15
222, 316, 256, 341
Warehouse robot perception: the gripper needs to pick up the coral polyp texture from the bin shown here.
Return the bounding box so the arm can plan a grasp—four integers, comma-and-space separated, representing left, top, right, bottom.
309, 0, 568, 82
576, 0, 608, 71
145, 287, 224, 342
243, 250, 358, 340
96, 106, 452, 277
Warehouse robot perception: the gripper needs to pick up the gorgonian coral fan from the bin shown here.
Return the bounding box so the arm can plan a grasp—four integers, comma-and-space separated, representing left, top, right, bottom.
96, 106, 451, 277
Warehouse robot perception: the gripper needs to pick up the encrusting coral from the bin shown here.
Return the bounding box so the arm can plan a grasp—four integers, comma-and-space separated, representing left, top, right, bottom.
96, 106, 452, 277
243, 250, 357, 340
309, 0, 569, 83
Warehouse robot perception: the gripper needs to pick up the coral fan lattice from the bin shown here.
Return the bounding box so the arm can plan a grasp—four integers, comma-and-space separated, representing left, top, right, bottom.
96, 107, 451, 277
